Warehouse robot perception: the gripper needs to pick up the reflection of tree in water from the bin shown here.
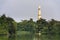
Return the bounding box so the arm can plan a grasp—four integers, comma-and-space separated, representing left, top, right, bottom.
8, 34, 16, 40
41, 34, 54, 40
17, 33, 34, 40
33, 34, 42, 40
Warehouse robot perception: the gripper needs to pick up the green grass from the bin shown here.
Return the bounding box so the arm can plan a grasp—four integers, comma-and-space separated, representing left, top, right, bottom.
0, 36, 8, 40
17, 31, 32, 35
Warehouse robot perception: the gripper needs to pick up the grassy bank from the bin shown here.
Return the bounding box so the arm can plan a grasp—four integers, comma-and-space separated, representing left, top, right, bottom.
17, 31, 33, 35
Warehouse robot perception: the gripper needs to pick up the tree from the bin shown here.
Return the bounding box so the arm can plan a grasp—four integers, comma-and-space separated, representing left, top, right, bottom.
36, 18, 48, 33
0, 14, 8, 34
0, 14, 17, 35
17, 18, 36, 33
6, 17, 17, 35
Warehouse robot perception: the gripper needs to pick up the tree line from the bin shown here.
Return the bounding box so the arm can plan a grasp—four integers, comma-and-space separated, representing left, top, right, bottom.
0, 14, 60, 35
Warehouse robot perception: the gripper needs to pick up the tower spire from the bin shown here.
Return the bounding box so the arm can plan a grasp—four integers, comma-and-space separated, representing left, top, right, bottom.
38, 5, 41, 20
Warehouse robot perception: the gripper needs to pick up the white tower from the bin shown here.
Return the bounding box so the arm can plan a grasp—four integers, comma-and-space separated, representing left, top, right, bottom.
38, 6, 41, 20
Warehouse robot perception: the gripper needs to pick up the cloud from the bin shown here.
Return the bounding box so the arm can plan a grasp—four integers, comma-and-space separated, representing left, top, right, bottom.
0, 0, 60, 22
39, 0, 60, 20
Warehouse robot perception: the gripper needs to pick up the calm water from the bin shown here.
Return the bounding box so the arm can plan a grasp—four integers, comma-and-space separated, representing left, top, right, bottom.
0, 34, 60, 40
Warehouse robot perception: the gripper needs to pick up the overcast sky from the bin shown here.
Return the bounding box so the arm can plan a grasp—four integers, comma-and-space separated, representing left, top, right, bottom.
0, 0, 60, 22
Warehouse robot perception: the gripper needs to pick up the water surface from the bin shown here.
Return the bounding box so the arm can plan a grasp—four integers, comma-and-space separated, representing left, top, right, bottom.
0, 34, 60, 40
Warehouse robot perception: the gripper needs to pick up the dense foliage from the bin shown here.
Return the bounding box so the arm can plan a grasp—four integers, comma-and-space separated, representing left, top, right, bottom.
0, 14, 17, 35
0, 14, 60, 35
17, 19, 60, 34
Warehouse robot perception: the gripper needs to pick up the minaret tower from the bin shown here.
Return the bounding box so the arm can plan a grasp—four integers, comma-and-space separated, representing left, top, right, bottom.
38, 5, 41, 20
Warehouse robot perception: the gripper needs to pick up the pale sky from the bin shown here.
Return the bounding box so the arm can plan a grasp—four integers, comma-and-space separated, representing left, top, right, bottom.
0, 0, 60, 22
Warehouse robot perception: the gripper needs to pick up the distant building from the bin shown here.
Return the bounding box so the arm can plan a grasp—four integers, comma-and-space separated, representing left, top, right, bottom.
38, 6, 41, 20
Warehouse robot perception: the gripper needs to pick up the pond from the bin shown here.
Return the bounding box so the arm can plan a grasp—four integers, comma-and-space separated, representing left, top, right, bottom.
0, 33, 60, 40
